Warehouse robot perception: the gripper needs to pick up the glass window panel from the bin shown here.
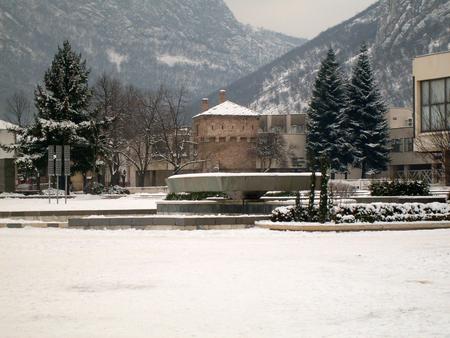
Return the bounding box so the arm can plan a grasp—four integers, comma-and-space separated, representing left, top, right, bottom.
421, 105, 430, 132
421, 81, 429, 104
391, 139, 401, 152
430, 79, 445, 104
406, 138, 413, 152
430, 104, 445, 130
447, 104, 450, 130
447, 78, 450, 103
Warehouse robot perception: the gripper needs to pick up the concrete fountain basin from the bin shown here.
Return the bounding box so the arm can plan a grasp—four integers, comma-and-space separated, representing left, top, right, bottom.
166, 172, 321, 200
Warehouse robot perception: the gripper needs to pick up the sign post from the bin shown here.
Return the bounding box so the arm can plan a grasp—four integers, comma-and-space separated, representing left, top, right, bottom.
64, 145, 70, 204
47, 145, 70, 204
55, 145, 62, 204
48, 146, 55, 204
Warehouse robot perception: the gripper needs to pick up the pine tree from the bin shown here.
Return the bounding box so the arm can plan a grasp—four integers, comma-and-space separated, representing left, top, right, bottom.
306, 48, 348, 222
345, 44, 389, 178
25, 40, 95, 181
307, 48, 349, 173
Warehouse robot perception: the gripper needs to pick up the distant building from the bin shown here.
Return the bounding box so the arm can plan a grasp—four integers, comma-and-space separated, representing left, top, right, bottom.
258, 113, 307, 171
0, 120, 17, 192
193, 90, 260, 172
386, 108, 431, 181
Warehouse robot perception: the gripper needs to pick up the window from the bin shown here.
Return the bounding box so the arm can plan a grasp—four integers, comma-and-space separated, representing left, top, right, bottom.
291, 125, 305, 133
404, 138, 413, 152
391, 139, 402, 152
421, 77, 450, 132
291, 157, 306, 168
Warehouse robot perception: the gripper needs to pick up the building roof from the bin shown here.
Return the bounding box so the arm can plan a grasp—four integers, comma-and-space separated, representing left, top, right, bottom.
0, 119, 16, 130
193, 101, 260, 118
413, 50, 450, 59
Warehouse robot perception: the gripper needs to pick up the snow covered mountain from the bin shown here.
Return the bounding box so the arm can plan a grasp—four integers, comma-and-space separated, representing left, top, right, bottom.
0, 0, 305, 119
220, 0, 449, 114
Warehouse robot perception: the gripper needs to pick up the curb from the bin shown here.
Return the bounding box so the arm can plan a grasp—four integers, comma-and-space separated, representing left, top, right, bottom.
1, 222, 68, 229
256, 221, 450, 232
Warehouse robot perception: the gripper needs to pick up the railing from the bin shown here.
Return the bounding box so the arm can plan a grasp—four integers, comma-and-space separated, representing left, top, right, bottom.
395, 169, 442, 184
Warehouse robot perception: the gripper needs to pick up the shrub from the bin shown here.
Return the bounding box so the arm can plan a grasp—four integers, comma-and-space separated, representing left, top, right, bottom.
271, 202, 450, 224
270, 204, 319, 222
334, 202, 450, 223
85, 183, 130, 195
369, 180, 430, 196
165, 191, 228, 200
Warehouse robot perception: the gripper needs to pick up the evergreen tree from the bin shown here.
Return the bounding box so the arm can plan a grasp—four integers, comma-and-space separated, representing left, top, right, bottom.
345, 44, 389, 178
307, 48, 349, 173
19, 41, 95, 184
306, 48, 348, 222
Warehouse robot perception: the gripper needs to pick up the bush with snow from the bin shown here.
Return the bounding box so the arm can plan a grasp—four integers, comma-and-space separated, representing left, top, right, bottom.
369, 180, 430, 196
271, 202, 450, 224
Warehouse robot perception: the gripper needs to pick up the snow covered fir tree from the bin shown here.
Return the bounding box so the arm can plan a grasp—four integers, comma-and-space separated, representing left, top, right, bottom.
14, 41, 98, 187
306, 48, 348, 222
345, 44, 390, 178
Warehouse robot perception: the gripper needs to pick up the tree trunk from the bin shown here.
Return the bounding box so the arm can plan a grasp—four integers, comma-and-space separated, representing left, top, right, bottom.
137, 171, 145, 187
361, 161, 367, 179
319, 158, 329, 224
445, 150, 450, 186
308, 171, 316, 219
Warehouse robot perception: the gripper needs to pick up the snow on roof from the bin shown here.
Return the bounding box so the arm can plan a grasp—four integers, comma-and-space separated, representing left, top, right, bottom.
193, 101, 260, 118
0, 119, 16, 130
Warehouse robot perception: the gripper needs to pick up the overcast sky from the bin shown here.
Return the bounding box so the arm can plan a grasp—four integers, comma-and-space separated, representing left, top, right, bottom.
224, 0, 378, 39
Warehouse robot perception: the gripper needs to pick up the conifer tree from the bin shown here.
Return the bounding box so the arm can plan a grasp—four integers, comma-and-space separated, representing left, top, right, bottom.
306, 48, 348, 222
17, 41, 96, 184
307, 48, 349, 173
345, 44, 389, 178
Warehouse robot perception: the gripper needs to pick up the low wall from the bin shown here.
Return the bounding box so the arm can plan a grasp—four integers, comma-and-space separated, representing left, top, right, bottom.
352, 196, 447, 204
127, 186, 168, 194
257, 221, 450, 232
0, 209, 156, 222
68, 215, 269, 230
157, 200, 294, 215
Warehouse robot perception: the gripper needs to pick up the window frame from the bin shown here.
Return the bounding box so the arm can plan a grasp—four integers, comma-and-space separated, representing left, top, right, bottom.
421, 76, 450, 132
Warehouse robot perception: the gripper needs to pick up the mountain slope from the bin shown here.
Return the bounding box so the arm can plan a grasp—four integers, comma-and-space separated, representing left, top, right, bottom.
221, 0, 449, 114
0, 0, 305, 118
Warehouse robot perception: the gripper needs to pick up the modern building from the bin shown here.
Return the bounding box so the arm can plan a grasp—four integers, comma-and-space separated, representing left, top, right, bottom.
387, 108, 432, 181
258, 113, 307, 171
0, 120, 17, 192
413, 50, 450, 184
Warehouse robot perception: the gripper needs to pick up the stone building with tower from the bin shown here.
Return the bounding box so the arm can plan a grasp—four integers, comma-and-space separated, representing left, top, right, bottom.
193, 90, 260, 172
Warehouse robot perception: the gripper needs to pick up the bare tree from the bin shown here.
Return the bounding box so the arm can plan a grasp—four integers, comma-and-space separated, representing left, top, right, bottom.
6, 91, 31, 127
414, 85, 448, 185
253, 132, 287, 172
91, 73, 127, 186
414, 106, 448, 185
153, 87, 201, 174
119, 86, 162, 187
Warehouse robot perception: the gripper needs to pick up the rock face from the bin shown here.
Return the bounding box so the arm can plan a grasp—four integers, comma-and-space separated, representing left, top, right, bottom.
0, 0, 305, 118
221, 0, 449, 114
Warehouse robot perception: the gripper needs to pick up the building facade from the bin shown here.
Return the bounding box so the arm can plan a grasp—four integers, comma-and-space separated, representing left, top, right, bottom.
0, 120, 17, 192
413, 51, 450, 184
193, 92, 260, 172
387, 108, 432, 181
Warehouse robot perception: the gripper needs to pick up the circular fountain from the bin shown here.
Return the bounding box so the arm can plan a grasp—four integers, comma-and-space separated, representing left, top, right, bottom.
159, 172, 321, 215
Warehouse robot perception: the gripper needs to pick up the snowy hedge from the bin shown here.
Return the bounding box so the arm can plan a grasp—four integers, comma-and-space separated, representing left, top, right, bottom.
271, 202, 450, 224
369, 180, 430, 196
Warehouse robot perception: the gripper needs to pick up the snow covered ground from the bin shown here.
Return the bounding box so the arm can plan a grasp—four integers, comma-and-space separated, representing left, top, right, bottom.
0, 194, 161, 212
1, 228, 450, 337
